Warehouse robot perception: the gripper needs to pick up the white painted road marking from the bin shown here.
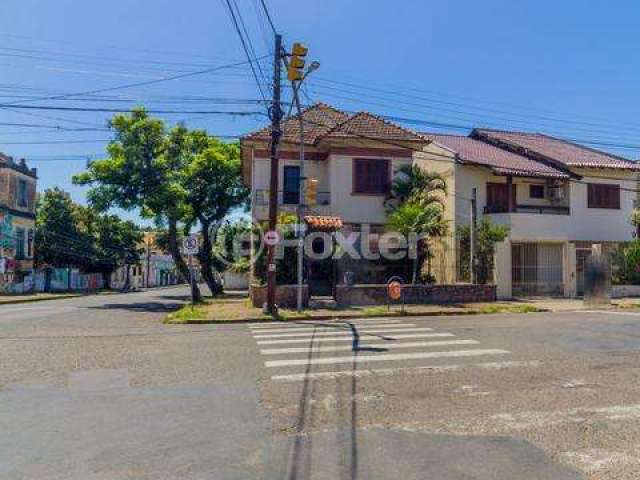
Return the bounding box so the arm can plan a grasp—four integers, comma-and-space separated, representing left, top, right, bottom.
249, 318, 404, 328
256, 332, 455, 345
264, 349, 511, 368
253, 327, 434, 339
252, 324, 417, 334
260, 339, 480, 355
271, 360, 541, 382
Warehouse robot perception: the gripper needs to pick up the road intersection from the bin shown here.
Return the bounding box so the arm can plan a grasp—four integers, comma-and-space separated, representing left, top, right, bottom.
3, 287, 640, 478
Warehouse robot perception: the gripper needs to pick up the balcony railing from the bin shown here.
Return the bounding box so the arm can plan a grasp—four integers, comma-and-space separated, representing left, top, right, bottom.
254, 190, 330, 207
484, 204, 570, 215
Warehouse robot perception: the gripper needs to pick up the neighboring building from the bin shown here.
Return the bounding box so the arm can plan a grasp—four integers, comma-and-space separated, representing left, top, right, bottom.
241, 103, 639, 298
110, 231, 179, 290
0, 153, 37, 288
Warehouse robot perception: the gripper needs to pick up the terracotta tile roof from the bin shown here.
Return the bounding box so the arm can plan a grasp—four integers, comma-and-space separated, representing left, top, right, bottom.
422, 133, 570, 179
242, 103, 349, 145
324, 111, 425, 142
474, 129, 640, 171
242, 105, 425, 146
303, 215, 343, 231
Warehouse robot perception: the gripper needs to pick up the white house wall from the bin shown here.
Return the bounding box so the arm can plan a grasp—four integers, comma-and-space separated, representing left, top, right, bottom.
567, 172, 636, 242
328, 154, 413, 225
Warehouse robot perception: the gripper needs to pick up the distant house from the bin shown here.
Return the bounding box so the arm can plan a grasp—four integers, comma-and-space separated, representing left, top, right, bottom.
0, 153, 38, 288
241, 103, 639, 299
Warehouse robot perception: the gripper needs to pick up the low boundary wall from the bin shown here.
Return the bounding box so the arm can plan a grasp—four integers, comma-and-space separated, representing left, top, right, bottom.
335, 284, 497, 307
250, 284, 309, 309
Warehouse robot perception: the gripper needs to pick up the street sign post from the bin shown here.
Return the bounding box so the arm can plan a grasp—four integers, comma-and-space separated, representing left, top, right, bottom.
182, 236, 199, 305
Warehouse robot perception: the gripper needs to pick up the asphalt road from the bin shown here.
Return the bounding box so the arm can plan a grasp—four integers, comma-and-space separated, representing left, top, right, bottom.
3, 288, 640, 479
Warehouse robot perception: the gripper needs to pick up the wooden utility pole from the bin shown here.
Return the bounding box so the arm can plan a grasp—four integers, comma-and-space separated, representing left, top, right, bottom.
265, 34, 282, 314
470, 187, 477, 284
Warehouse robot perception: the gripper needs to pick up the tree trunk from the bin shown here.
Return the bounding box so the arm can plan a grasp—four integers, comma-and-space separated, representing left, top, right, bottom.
123, 264, 130, 291
167, 216, 202, 302
198, 219, 223, 296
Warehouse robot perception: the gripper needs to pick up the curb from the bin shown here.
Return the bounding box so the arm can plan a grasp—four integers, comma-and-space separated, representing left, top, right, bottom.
0, 294, 83, 306
165, 307, 550, 325
0, 289, 126, 306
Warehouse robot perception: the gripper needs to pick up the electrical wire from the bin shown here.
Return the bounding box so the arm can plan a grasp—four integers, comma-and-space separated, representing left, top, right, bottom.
221, 0, 268, 104
0, 104, 265, 116
258, 0, 277, 34
0, 56, 269, 107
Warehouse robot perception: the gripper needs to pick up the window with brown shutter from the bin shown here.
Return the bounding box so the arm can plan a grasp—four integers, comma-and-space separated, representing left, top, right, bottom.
587, 183, 620, 209
352, 158, 390, 194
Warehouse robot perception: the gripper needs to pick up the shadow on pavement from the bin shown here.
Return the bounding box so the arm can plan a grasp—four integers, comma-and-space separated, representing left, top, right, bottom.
87, 302, 184, 313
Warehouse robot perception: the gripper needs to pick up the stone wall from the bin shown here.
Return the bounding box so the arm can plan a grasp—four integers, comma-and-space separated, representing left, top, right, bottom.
335, 284, 496, 307
612, 285, 640, 298
250, 284, 309, 309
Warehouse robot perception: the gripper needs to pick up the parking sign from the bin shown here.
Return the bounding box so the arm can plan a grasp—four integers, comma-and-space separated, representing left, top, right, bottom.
182, 236, 199, 255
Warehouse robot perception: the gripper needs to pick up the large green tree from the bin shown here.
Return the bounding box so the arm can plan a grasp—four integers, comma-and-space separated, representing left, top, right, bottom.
35, 188, 95, 269
35, 188, 143, 287
73, 108, 202, 301
179, 129, 249, 295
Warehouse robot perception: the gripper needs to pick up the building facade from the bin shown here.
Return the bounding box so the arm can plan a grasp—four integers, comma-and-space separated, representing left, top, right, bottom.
241, 103, 639, 299
0, 153, 37, 290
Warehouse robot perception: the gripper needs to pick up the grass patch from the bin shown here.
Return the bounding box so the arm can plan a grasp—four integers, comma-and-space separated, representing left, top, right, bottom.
165, 304, 207, 322
164, 298, 546, 324
475, 303, 542, 314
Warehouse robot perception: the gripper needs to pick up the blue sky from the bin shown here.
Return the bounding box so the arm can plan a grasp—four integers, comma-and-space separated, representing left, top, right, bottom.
1, 0, 639, 222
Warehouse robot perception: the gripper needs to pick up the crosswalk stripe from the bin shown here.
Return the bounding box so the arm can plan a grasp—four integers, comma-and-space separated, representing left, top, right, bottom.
249, 320, 404, 330
256, 332, 455, 345
264, 349, 511, 368
270, 360, 538, 382
260, 339, 480, 355
251, 323, 416, 334
250, 318, 405, 327
253, 327, 434, 339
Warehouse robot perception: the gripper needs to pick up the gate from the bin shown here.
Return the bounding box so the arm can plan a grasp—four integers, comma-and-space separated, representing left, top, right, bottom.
512, 243, 564, 296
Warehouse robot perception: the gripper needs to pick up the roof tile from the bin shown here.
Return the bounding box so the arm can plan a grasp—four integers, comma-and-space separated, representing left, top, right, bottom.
422, 133, 569, 179
474, 129, 639, 171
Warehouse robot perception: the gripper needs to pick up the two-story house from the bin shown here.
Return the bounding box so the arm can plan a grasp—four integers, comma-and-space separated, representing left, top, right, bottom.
241, 103, 639, 299
0, 153, 38, 287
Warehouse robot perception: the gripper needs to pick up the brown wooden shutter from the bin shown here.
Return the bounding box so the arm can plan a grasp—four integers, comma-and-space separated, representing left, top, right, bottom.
27, 181, 36, 213
610, 185, 620, 209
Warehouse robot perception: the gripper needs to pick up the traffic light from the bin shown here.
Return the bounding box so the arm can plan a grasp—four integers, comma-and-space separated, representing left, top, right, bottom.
306, 178, 318, 205
287, 42, 308, 82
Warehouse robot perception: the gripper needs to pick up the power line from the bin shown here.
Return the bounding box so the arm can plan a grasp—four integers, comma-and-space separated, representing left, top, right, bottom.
0, 56, 269, 107
295, 114, 640, 198
258, 0, 277, 34
305, 82, 640, 142
231, 0, 270, 90
0, 104, 265, 116
221, 0, 268, 103
0, 139, 110, 145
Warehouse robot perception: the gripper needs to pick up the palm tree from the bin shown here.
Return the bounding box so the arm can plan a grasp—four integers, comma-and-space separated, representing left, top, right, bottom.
385, 165, 449, 284
386, 165, 447, 211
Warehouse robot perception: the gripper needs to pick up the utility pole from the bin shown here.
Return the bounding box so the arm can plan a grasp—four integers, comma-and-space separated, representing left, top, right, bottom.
470, 187, 477, 284
293, 85, 306, 312
265, 33, 283, 315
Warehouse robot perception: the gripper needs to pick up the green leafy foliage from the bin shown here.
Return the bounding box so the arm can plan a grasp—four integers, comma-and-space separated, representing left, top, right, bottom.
73, 109, 248, 298
35, 188, 143, 277
253, 213, 299, 285
611, 240, 640, 285
386, 166, 448, 284
457, 218, 509, 284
